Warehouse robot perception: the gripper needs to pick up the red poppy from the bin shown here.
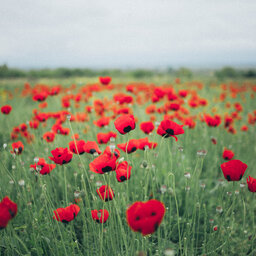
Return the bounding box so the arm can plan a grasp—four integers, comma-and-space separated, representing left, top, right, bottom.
35, 112, 49, 122
204, 114, 221, 127
53, 204, 80, 223
43, 131, 55, 142
49, 147, 73, 165
11, 141, 24, 155
84, 141, 102, 155
126, 199, 165, 236
157, 119, 184, 141
116, 161, 132, 182
117, 139, 139, 154
140, 121, 155, 134
29, 120, 39, 129
89, 147, 120, 174
220, 159, 247, 181
91, 209, 109, 223
97, 131, 117, 144
59, 127, 70, 136
0, 196, 18, 229
179, 90, 188, 98
247, 176, 256, 192
1, 105, 12, 115
93, 116, 111, 128
222, 148, 234, 160
99, 76, 112, 85
69, 140, 86, 155
30, 158, 56, 175
241, 125, 248, 132
33, 92, 48, 102
114, 114, 136, 135
48, 86, 61, 96
137, 137, 157, 150
19, 123, 27, 132
96, 185, 114, 201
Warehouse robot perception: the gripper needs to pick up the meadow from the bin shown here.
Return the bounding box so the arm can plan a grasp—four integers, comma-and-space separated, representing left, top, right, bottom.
0, 75, 256, 256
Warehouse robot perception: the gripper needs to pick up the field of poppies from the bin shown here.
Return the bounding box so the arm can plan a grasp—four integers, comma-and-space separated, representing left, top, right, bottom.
0, 76, 256, 256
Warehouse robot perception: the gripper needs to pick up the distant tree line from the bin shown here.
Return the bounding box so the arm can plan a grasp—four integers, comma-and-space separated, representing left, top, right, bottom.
214, 66, 256, 79
0, 64, 255, 79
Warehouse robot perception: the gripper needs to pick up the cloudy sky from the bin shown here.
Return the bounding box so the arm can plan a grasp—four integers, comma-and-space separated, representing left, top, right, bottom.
1, 0, 256, 69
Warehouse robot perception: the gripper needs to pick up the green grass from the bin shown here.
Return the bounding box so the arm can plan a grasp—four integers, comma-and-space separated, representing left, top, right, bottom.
0, 76, 256, 256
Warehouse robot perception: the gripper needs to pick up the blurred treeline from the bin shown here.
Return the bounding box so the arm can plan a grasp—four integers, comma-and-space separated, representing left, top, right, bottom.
0, 64, 256, 79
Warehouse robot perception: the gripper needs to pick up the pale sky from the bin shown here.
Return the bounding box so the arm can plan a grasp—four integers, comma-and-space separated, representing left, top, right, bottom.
1, 0, 256, 69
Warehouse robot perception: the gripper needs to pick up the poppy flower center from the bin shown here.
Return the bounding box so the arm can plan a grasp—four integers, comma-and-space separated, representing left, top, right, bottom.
18, 147, 23, 153
130, 147, 137, 153
102, 166, 112, 173
166, 129, 174, 135
119, 176, 127, 181
123, 126, 132, 133
89, 149, 96, 154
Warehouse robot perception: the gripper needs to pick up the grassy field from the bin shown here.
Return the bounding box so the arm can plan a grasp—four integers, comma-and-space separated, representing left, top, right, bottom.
0, 76, 256, 256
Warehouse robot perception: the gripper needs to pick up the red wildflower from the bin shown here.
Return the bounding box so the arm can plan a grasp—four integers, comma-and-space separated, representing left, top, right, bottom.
114, 114, 136, 135
1, 105, 12, 115
96, 185, 114, 201
97, 131, 117, 144
43, 131, 55, 143
69, 140, 86, 155
220, 159, 247, 181
137, 137, 157, 150
35, 112, 48, 122
29, 120, 39, 129
11, 141, 24, 155
89, 147, 120, 174
99, 76, 112, 85
19, 123, 27, 132
30, 158, 56, 175
116, 161, 132, 182
241, 125, 248, 132
184, 118, 196, 129
117, 139, 139, 154
157, 119, 184, 141
33, 92, 48, 102
0, 197, 18, 229
49, 86, 61, 96
84, 141, 102, 155
49, 147, 73, 165
140, 121, 155, 134
93, 116, 111, 128
91, 209, 109, 223
204, 114, 221, 127
53, 204, 80, 223
179, 90, 188, 98
126, 199, 165, 236
222, 148, 234, 160
247, 176, 256, 192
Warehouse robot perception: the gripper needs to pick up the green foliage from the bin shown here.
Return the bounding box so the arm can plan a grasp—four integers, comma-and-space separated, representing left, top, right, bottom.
215, 66, 256, 79
0, 76, 256, 255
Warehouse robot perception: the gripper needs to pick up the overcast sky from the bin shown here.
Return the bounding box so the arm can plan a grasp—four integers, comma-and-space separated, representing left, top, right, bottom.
1, 0, 256, 69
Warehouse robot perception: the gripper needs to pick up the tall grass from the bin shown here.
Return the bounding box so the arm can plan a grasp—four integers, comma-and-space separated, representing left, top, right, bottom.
0, 77, 255, 255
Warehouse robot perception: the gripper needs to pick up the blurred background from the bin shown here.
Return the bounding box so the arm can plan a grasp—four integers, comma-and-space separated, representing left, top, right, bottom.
0, 0, 256, 79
